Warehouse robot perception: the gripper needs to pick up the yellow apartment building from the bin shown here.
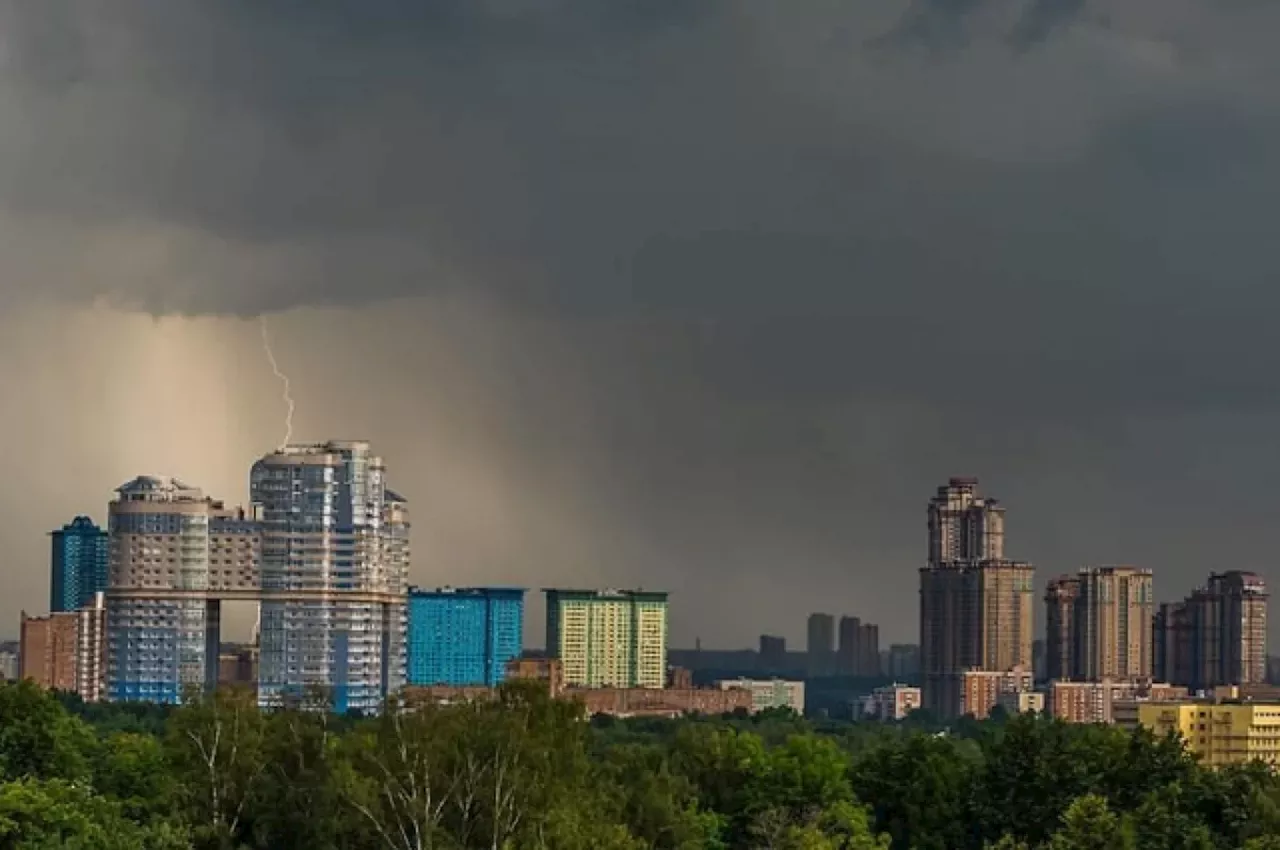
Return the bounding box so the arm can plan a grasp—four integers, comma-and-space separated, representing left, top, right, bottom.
1137, 702, 1280, 767
544, 589, 669, 689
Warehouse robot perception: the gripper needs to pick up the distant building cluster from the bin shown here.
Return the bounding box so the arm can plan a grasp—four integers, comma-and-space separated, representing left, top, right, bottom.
806, 613, 882, 677
913, 476, 1273, 752
13, 460, 1278, 743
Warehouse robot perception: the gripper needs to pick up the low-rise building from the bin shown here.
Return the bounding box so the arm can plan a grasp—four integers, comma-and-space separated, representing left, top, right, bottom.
961, 668, 1034, 719
716, 678, 805, 714
1049, 680, 1188, 725
861, 683, 922, 721
1137, 701, 1280, 767
998, 690, 1045, 715
403, 657, 754, 718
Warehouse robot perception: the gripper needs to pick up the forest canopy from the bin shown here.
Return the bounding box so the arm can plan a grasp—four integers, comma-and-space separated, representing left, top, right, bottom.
0, 680, 1276, 849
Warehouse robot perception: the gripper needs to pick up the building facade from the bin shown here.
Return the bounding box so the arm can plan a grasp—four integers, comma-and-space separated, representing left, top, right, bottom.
1045, 567, 1154, 683
407, 587, 525, 687
545, 589, 668, 689
50, 516, 110, 613
1155, 571, 1268, 691
251, 441, 409, 713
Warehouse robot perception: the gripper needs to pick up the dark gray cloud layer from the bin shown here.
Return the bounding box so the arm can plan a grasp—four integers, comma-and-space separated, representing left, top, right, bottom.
2, 1, 1278, 412
2, 1, 1280, 643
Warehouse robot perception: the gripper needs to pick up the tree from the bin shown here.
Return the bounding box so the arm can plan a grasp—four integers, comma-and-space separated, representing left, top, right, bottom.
972, 715, 1134, 846
0, 681, 95, 783
93, 732, 175, 823
245, 707, 358, 850
1046, 795, 1135, 850
600, 743, 722, 850
336, 698, 463, 850
850, 732, 977, 850
0, 778, 191, 850
166, 687, 266, 848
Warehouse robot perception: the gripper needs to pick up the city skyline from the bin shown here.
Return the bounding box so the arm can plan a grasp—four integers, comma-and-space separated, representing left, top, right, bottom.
27, 464, 1270, 657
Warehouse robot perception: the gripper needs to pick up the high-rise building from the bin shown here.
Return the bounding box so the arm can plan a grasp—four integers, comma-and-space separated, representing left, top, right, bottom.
859, 622, 881, 676
544, 589, 668, 689
1155, 571, 1268, 691
887, 644, 921, 681
1044, 577, 1079, 681
407, 587, 525, 687
105, 440, 409, 712
251, 441, 409, 713
1045, 567, 1153, 682
927, 477, 1005, 565
105, 476, 260, 704
18, 592, 104, 701
806, 613, 835, 676
759, 634, 787, 671
50, 516, 109, 613
837, 616, 861, 675
920, 477, 1034, 717
835, 617, 883, 676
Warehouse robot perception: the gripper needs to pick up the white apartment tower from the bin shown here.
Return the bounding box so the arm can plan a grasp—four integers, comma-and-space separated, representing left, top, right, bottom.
250, 441, 408, 713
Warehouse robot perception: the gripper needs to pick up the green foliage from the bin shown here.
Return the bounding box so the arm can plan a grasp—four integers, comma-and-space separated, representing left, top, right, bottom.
1044, 795, 1135, 850
0, 778, 190, 850
11, 679, 1280, 850
0, 681, 96, 783
850, 731, 978, 850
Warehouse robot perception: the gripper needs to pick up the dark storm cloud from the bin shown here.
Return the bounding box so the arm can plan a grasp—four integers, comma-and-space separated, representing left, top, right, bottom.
6, 0, 1280, 645
2, 0, 1280, 415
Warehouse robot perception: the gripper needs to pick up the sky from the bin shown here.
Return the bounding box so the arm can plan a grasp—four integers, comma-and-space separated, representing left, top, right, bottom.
2, 0, 1280, 647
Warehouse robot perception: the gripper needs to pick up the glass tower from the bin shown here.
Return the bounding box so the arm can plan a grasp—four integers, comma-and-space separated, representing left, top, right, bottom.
406, 587, 525, 686
251, 441, 408, 714
50, 516, 109, 612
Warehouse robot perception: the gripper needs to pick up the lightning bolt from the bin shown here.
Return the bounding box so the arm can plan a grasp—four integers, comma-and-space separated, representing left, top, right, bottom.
259, 315, 295, 449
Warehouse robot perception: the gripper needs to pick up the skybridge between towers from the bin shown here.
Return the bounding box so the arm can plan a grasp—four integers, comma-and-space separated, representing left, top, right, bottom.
103, 441, 410, 714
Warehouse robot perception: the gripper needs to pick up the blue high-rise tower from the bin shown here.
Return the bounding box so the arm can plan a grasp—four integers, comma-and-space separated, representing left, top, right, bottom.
50, 516, 109, 612
407, 587, 525, 686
